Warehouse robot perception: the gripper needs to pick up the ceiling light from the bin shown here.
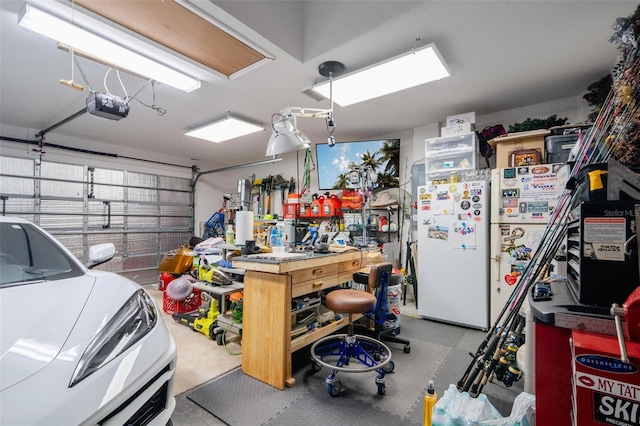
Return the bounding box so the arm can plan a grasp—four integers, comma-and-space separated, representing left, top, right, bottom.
266, 114, 311, 156
18, 3, 201, 93
186, 113, 264, 143
311, 43, 449, 106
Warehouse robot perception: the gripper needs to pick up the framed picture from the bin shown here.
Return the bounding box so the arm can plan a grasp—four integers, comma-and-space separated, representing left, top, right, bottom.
509, 148, 541, 167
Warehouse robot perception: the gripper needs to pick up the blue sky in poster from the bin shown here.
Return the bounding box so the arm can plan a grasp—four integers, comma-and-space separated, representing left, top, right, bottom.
316, 139, 390, 190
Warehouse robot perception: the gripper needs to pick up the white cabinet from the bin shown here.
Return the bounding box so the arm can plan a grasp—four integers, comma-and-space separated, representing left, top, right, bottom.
424, 132, 478, 182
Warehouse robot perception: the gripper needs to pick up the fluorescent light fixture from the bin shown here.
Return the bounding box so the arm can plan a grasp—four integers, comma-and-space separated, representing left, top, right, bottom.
311, 43, 449, 106
186, 113, 264, 143
266, 115, 311, 156
18, 3, 201, 92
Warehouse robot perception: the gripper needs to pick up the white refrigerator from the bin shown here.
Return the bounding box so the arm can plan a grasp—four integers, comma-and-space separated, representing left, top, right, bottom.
489, 164, 568, 325
417, 180, 490, 330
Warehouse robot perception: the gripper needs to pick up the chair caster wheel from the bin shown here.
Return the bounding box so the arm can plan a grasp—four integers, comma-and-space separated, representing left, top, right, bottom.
403, 345, 411, 354
311, 360, 322, 372
377, 383, 386, 395
382, 360, 395, 373
327, 380, 342, 397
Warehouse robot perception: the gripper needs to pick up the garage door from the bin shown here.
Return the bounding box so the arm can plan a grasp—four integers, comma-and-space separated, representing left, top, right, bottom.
0, 155, 193, 285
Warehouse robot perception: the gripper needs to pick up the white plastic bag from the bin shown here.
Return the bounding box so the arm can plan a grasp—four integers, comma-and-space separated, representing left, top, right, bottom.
478, 392, 535, 426
432, 384, 502, 426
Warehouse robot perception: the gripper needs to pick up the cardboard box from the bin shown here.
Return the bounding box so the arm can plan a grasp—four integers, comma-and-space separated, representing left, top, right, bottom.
489, 129, 550, 168
446, 111, 476, 126
441, 121, 472, 136
571, 330, 640, 426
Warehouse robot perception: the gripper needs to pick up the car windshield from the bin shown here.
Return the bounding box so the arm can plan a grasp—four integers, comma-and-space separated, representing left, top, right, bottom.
0, 222, 84, 287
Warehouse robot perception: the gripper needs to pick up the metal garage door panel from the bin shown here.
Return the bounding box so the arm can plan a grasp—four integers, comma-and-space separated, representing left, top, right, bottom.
54, 234, 84, 259
159, 232, 192, 252
159, 176, 191, 191
0, 176, 34, 195
127, 203, 159, 215
88, 201, 123, 229
127, 233, 159, 255
129, 187, 158, 203
0, 157, 33, 175
39, 200, 84, 228
128, 172, 157, 187
41, 161, 83, 180
1, 198, 35, 213
160, 189, 190, 204
160, 215, 192, 228
93, 183, 124, 200
41, 180, 83, 198
40, 199, 83, 214
94, 168, 124, 184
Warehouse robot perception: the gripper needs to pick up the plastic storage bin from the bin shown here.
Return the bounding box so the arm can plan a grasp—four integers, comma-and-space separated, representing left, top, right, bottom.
545, 134, 578, 163
424, 132, 478, 182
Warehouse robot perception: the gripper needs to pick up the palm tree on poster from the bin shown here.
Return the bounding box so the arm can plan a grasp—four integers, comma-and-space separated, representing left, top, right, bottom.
359, 150, 382, 170
379, 139, 400, 177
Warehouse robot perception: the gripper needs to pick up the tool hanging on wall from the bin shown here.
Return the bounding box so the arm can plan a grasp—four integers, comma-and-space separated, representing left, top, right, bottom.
262, 175, 273, 214
274, 174, 288, 203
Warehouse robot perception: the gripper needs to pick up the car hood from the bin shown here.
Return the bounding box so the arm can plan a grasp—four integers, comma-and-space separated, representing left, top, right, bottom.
0, 275, 95, 391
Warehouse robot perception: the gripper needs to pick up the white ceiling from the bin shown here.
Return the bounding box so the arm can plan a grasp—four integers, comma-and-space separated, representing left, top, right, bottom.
0, 1, 637, 169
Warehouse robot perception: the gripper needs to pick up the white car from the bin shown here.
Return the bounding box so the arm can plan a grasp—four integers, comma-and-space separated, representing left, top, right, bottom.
0, 217, 176, 425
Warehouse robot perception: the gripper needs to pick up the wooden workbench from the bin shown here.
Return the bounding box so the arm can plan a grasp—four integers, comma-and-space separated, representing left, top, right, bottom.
233, 249, 378, 390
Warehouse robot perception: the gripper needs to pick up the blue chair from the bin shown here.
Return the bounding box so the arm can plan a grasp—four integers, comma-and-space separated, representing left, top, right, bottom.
310, 262, 398, 397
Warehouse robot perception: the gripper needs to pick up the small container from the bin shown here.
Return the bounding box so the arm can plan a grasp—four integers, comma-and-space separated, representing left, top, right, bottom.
423, 380, 438, 426
449, 172, 460, 183
226, 224, 235, 245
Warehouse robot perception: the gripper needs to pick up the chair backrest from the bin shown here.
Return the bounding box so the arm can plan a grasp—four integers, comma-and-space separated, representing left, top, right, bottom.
368, 262, 393, 290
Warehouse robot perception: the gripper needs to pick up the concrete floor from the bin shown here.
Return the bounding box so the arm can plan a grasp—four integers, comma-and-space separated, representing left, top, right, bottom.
153, 284, 419, 425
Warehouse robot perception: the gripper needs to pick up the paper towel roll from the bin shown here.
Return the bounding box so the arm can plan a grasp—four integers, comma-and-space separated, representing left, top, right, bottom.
235, 211, 254, 245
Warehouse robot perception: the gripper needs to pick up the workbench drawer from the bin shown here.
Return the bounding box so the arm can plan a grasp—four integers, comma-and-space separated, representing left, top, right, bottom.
289, 263, 338, 283
338, 258, 363, 273
292, 274, 342, 298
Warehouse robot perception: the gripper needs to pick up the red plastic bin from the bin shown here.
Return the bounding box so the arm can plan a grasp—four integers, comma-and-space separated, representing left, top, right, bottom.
162, 288, 202, 314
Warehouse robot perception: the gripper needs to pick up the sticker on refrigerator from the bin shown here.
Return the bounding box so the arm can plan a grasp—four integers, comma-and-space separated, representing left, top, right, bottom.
502, 188, 519, 198
517, 167, 529, 174
432, 192, 454, 215
527, 201, 549, 213
503, 168, 516, 179
427, 225, 449, 240
452, 221, 476, 249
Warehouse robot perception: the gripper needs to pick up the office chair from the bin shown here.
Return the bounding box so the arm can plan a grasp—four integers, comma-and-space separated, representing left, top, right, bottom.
353, 266, 411, 354
310, 262, 396, 397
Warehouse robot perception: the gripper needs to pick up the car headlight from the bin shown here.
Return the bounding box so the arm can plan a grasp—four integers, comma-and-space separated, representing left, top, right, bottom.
69, 289, 157, 387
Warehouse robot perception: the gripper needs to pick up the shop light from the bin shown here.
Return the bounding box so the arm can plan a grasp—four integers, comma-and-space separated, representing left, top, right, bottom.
265, 113, 312, 156
310, 43, 449, 106
186, 113, 264, 143
18, 3, 201, 93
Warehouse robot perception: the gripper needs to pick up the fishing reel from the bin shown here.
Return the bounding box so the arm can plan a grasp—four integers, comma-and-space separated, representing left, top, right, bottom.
493, 337, 522, 387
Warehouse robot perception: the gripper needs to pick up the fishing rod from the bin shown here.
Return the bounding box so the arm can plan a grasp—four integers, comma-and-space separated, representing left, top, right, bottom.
457, 99, 624, 393
458, 80, 640, 397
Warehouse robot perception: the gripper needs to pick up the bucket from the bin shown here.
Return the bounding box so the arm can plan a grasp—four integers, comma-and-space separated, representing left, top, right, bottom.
384, 284, 402, 330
